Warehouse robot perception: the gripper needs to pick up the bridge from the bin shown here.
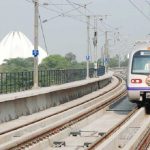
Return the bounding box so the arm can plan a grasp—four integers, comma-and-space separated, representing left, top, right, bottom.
1, 0, 150, 149
0, 67, 149, 150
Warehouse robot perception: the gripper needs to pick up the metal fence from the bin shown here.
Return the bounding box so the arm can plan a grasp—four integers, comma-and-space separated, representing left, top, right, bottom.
0, 67, 106, 94
0, 71, 33, 94
38, 68, 94, 87
0, 68, 96, 94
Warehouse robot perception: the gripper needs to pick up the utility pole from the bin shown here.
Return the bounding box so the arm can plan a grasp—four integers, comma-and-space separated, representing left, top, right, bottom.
118, 55, 121, 68
90, 15, 108, 77
86, 16, 90, 79
104, 31, 108, 73
85, 14, 109, 77
101, 46, 104, 66
33, 0, 39, 88
93, 16, 98, 77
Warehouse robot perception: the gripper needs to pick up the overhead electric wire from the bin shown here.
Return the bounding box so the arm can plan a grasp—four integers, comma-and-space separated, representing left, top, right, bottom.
145, 0, 150, 6
24, 0, 94, 29
25, 0, 90, 25
102, 22, 117, 30
24, 0, 126, 34
25, 0, 105, 32
25, 0, 98, 29
128, 0, 150, 22
46, 0, 88, 23
42, 2, 96, 29
64, 0, 106, 32
43, 3, 72, 6
42, 5, 86, 22
85, 7, 95, 15
48, 0, 64, 12
65, 0, 86, 16
39, 14, 48, 54
24, 0, 49, 53
25, 0, 63, 14
24, 0, 31, 3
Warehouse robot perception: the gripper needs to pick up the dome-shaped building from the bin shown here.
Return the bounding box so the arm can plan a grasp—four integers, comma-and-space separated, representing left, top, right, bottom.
0, 31, 48, 64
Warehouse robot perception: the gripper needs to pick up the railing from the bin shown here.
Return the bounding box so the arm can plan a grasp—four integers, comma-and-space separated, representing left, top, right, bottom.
0, 67, 105, 94
0, 68, 97, 94
0, 71, 33, 94
38, 68, 94, 87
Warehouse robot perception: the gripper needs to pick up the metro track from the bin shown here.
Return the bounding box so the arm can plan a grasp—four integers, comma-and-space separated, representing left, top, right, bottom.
0, 76, 126, 150
136, 127, 150, 150
87, 105, 138, 150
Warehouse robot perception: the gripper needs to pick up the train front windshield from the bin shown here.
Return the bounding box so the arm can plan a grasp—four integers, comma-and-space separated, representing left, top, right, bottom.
132, 50, 150, 74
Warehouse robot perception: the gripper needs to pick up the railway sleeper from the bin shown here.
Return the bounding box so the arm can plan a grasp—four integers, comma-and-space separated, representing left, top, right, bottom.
84, 142, 92, 147
70, 131, 81, 136
53, 141, 66, 147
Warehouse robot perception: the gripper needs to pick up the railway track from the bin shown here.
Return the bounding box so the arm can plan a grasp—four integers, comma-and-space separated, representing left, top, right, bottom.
87, 106, 138, 150
0, 76, 126, 150
136, 127, 150, 150
91, 108, 150, 150
50, 91, 128, 150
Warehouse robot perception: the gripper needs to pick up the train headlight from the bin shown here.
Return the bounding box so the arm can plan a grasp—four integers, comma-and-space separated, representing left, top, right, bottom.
131, 79, 142, 84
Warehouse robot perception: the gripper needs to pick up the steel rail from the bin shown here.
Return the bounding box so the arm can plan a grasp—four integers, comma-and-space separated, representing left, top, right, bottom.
87, 106, 138, 150
135, 127, 150, 150
0, 78, 114, 136
8, 76, 126, 150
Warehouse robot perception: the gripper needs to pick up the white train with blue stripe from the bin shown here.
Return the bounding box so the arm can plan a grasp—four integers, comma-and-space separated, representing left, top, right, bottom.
127, 41, 150, 113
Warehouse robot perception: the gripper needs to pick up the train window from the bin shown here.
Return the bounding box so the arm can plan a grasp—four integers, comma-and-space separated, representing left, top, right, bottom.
140, 51, 150, 55
132, 50, 150, 74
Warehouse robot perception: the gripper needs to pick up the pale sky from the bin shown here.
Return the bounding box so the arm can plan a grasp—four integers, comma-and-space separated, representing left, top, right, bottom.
0, 0, 150, 61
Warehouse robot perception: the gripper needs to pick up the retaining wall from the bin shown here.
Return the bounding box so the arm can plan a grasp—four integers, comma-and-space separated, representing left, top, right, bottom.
0, 73, 112, 123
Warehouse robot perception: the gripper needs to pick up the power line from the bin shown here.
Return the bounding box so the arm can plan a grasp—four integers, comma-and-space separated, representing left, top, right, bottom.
25, 0, 98, 29
145, 0, 150, 6
39, 14, 48, 54
42, 2, 93, 27
25, 0, 105, 32
43, 3, 72, 6
24, 0, 32, 3
47, 0, 64, 12
102, 21, 116, 30
24, 0, 63, 14
42, 5, 86, 22
25, 0, 96, 32
65, 0, 86, 16
24, 0, 87, 23
128, 0, 150, 22
46, 0, 85, 19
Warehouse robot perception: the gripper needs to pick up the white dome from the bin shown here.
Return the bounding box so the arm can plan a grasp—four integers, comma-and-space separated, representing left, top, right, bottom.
0, 31, 48, 64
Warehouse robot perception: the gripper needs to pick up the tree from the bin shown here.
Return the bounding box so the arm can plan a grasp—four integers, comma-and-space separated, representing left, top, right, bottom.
108, 55, 119, 68
97, 58, 102, 67
120, 56, 128, 67
39, 55, 70, 69
0, 57, 34, 93
65, 52, 76, 63
0, 57, 34, 72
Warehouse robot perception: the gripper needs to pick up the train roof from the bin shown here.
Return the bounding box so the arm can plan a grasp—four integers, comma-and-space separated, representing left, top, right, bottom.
130, 41, 150, 55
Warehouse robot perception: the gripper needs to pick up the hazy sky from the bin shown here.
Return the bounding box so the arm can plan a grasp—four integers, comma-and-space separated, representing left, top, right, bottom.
0, 0, 150, 61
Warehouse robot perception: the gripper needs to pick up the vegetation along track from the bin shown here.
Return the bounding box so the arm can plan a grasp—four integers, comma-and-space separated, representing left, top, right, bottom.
0, 75, 126, 150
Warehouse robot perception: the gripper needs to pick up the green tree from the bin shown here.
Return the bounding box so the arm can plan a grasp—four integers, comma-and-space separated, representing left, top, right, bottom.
108, 55, 119, 68
0, 57, 34, 93
0, 57, 34, 72
39, 55, 70, 69
65, 52, 76, 63
72, 61, 86, 69
121, 56, 128, 67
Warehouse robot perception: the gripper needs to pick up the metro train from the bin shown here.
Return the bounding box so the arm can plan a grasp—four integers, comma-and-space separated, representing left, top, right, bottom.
127, 41, 150, 113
